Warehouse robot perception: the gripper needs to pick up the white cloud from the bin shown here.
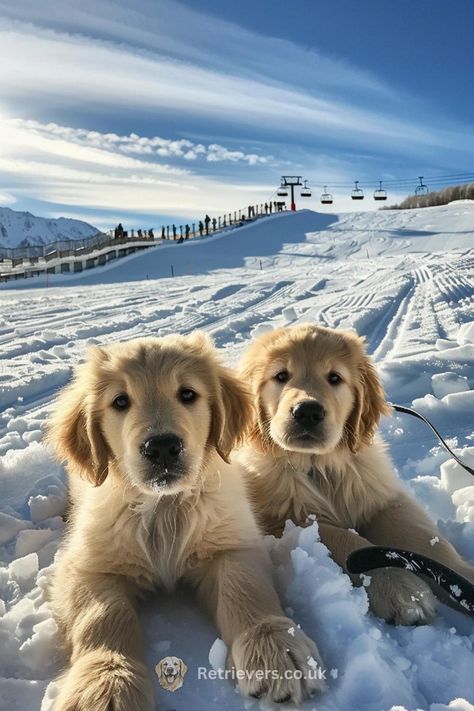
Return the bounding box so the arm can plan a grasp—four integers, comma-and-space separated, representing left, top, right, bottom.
0, 0, 396, 99
0, 191, 16, 205
0, 116, 276, 220
0, 16, 463, 152
4, 119, 270, 166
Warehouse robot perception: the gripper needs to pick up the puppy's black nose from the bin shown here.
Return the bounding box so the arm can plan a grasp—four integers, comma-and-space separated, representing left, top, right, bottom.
291, 401, 326, 426
140, 434, 183, 467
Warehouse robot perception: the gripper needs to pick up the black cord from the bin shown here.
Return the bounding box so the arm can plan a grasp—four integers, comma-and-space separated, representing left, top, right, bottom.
346, 546, 474, 616
389, 402, 474, 476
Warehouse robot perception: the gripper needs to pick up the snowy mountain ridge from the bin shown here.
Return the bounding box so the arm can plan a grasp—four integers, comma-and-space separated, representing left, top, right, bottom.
0, 206, 99, 248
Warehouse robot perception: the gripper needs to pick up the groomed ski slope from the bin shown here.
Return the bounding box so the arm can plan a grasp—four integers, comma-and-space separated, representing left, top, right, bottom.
0, 204, 473, 711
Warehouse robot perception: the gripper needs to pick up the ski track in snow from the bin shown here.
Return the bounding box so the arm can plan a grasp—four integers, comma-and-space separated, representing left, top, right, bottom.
0, 205, 474, 711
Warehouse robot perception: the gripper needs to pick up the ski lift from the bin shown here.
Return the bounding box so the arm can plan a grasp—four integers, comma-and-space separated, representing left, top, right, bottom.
351, 180, 364, 200
373, 181, 387, 201
415, 176, 428, 195
320, 186, 333, 205
277, 184, 288, 197
300, 180, 312, 198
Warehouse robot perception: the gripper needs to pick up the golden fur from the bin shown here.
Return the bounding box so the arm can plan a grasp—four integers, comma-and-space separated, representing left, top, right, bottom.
237, 324, 474, 625
47, 332, 324, 710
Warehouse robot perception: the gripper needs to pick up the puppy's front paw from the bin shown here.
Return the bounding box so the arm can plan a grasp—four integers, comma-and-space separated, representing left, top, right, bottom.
367, 568, 437, 625
230, 615, 325, 705
53, 649, 154, 711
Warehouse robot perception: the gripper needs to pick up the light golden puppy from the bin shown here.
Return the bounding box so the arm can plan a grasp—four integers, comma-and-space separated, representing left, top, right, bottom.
47, 332, 324, 711
237, 324, 474, 625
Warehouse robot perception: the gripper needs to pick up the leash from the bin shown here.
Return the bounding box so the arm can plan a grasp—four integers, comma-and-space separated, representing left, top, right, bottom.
346, 546, 474, 616
345, 405, 474, 616
389, 402, 474, 476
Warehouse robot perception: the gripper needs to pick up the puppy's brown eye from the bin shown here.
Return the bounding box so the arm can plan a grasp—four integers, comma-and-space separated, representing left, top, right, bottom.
274, 370, 289, 384
112, 394, 130, 410
328, 372, 343, 386
179, 388, 197, 404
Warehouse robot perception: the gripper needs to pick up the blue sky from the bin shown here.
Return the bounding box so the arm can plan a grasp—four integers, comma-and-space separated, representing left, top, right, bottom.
0, 0, 473, 229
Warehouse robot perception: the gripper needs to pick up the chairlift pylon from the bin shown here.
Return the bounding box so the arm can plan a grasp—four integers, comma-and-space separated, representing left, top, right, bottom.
373, 180, 387, 201
415, 176, 428, 196
300, 180, 312, 198
320, 185, 333, 205
351, 180, 364, 200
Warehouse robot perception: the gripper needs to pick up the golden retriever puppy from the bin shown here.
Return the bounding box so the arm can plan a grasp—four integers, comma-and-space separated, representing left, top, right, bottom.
237, 324, 474, 625
46, 332, 324, 711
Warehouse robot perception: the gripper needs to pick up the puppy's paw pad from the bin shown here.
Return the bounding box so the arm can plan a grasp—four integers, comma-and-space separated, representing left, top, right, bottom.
367, 568, 437, 626
230, 615, 326, 704
53, 651, 154, 711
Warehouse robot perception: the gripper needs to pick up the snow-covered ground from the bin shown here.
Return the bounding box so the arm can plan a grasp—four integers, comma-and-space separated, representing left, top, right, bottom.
0, 205, 473, 711
0, 207, 99, 249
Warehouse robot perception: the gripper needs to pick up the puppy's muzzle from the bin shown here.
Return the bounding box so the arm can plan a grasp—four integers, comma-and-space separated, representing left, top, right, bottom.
140, 434, 184, 473
291, 400, 326, 429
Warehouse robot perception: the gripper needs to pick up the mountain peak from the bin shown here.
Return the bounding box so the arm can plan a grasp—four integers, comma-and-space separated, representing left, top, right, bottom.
0, 207, 99, 248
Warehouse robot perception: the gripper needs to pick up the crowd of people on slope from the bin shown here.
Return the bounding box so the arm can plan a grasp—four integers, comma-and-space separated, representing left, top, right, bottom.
112, 200, 286, 246
114, 224, 155, 240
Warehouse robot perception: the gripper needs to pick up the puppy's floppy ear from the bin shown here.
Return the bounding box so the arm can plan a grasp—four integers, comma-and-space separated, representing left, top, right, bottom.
46, 349, 110, 485
237, 352, 270, 453
208, 366, 254, 462
244, 390, 271, 453
155, 659, 164, 678
186, 329, 215, 352
179, 659, 188, 678
345, 350, 391, 453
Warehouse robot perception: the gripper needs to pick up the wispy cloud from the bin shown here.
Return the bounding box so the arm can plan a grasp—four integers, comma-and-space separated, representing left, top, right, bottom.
0, 13, 462, 152
6, 119, 271, 165
0, 0, 395, 99
0, 192, 16, 205
0, 116, 276, 222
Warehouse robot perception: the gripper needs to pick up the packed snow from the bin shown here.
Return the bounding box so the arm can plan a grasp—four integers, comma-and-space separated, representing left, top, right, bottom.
0, 204, 473, 711
0, 207, 99, 249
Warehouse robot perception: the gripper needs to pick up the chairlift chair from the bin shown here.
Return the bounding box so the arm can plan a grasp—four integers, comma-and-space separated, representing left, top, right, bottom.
300, 180, 312, 198
351, 180, 364, 200
415, 176, 428, 196
277, 185, 289, 197
373, 180, 387, 201
320, 186, 333, 205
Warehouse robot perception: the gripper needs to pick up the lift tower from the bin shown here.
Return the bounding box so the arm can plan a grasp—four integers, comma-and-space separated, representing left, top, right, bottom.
277, 176, 311, 211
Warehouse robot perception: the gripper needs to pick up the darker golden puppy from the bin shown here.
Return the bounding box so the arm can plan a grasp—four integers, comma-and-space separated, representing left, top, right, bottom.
237, 324, 474, 625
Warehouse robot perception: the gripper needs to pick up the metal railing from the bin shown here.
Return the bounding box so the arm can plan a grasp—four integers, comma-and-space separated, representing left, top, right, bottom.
0, 231, 145, 264
0, 202, 287, 280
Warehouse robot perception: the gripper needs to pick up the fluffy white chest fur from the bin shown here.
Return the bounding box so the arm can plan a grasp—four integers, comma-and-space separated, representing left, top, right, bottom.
65, 460, 259, 592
